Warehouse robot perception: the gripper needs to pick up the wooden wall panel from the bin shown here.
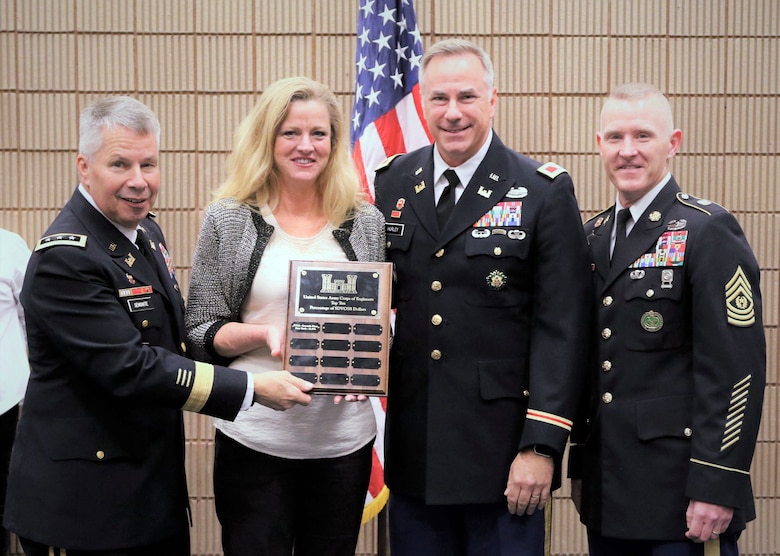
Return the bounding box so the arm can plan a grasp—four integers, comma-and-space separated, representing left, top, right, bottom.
1, 1, 778, 555
494, 95, 549, 154
75, 0, 134, 33
607, 37, 668, 89
550, 38, 609, 95
76, 34, 136, 92
135, 0, 195, 33
722, 157, 780, 213
727, 39, 780, 94
432, 0, 493, 36
669, 0, 728, 36
491, 37, 548, 94
137, 35, 197, 91
725, 97, 779, 154
17, 0, 74, 32
196, 36, 256, 92
195, 0, 253, 34
609, 0, 668, 36
0, 93, 17, 149
17, 93, 77, 151
0, 33, 16, 89
551, 0, 609, 36
18, 33, 76, 90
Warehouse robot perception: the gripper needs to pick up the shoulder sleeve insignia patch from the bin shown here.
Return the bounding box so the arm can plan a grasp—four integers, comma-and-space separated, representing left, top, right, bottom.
35, 233, 88, 251
374, 153, 403, 173
725, 265, 755, 327
536, 162, 568, 180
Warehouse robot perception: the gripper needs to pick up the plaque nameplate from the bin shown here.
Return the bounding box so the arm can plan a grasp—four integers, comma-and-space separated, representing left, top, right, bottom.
284, 260, 392, 395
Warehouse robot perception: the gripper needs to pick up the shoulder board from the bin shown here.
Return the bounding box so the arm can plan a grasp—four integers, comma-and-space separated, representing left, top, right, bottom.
585, 208, 610, 225
537, 162, 568, 180
675, 192, 724, 216
374, 153, 403, 173
35, 233, 88, 252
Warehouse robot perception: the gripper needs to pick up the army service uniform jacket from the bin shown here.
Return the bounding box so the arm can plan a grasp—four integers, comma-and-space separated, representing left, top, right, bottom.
4, 188, 249, 550
374, 134, 592, 504
569, 178, 765, 540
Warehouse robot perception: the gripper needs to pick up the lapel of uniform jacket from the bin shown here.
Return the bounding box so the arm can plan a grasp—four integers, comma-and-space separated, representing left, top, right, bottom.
70, 191, 172, 304
602, 180, 681, 291
437, 134, 515, 248
588, 208, 614, 283
399, 147, 439, 240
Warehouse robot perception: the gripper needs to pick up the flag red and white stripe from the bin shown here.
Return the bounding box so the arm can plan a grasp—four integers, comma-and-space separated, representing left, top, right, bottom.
351, 0, 432, 203
350, 0, 431, 523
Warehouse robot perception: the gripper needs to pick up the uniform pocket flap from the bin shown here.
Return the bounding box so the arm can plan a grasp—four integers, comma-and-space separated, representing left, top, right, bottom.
478, 359, 527, 401
636, 395, 692, 440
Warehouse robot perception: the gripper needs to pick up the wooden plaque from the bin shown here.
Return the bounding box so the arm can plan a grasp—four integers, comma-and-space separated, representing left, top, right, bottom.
284, 260, 392, 395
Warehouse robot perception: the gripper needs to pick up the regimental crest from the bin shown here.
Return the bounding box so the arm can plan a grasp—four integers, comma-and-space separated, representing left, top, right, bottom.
725, 265, 755, 327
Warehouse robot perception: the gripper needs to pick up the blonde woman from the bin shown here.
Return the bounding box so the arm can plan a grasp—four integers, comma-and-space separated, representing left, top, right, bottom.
185, 77, 386, 556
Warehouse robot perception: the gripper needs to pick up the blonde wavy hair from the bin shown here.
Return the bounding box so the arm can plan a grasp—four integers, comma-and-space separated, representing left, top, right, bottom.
213, 76, 364, 226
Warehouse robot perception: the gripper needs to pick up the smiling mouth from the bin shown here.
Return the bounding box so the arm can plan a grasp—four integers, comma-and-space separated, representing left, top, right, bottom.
442, 125, 470, 134
122, 197, 148, 204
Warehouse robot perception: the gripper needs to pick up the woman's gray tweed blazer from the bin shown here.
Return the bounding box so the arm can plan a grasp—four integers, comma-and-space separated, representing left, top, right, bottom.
185, 197, 386, 364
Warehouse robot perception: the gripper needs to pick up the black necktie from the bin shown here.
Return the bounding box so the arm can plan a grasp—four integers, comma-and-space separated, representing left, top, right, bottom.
135, 229, 155, 264
611, 208, 631, 266
437, 169, 459, 230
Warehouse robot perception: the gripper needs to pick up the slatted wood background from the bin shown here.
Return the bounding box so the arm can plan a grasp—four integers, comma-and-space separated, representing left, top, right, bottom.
1, 1, 777, 554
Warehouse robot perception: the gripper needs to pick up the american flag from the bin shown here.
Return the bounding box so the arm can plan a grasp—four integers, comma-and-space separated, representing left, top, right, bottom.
351, 0, 431, 523
351, 0, 432, 203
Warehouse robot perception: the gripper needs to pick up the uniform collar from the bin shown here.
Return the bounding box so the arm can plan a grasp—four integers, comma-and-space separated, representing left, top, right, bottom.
432, 129, 493, 194
615, 172, 672, 229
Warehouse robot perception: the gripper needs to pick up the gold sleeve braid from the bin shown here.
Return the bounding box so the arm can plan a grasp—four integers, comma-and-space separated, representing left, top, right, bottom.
181, 361, 215, 413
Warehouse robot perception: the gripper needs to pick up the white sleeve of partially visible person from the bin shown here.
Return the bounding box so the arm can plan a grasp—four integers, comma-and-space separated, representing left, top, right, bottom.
0, 228, 32, 413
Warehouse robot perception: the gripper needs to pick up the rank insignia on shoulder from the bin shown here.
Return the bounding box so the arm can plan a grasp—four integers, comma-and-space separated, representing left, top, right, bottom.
35, 233, 88, 251
374, 153, 403, 173
536, 162, 568, 180
725, 265, 755, 327
676, 192, 718, 215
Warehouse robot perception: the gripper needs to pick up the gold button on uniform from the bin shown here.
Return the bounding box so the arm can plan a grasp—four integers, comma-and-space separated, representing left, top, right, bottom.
181, 342, 187, 353
493, 247, 502, 256
603, 296, 613, 306
431, 314, 443, 326
684, 427, 693, 437
601, 328, 612, 339
435, 249, 445, 258
602, 392, 613, 404
431, 280, 442, 292
523, 390, 530, 398
96, 450, 105, 460
142, 320, 149, 328
387, 241, 392, 248
431, 350, 442, 360
601, 360, 612, 372
646, 289, 655, 298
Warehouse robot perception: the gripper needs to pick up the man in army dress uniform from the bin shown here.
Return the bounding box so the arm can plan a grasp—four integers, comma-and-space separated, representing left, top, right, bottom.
3, 96, 312, 556
569, 83, 765, 556
374, 39, 592, 555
